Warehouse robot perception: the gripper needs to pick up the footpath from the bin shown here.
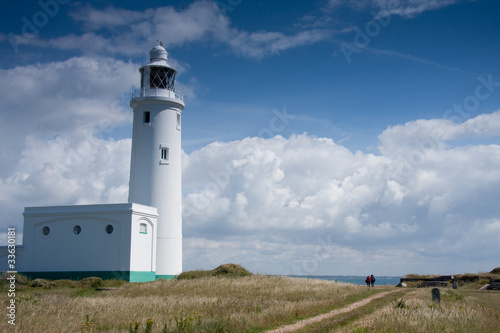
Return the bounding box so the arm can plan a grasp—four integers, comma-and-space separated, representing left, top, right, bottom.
267, 289, 403, 333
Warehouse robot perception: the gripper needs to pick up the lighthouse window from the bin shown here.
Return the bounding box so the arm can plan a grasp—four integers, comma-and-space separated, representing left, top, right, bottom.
140, 223, 147, 234
42, 226, 50, 236
150, 67, 175, 90
161, 147, 169, 161
176, 113, 181, 130
144, 111, 150, 123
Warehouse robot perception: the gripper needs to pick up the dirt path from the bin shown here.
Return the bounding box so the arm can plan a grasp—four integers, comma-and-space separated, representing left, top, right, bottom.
266, 289, 401, 333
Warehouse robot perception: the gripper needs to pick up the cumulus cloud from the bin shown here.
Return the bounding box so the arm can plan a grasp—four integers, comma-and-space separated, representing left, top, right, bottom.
181, 112, 500, 274
378, 110, 500, 156
0, 56, 136, 177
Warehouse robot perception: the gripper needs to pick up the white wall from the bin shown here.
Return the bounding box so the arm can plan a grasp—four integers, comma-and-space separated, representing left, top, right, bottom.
19, 203, 157, 276
130, 216, 156, 272
129, 97, 184, 277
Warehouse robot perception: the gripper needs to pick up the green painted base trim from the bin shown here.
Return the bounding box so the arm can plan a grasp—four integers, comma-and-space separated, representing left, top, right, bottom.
129, 271, 156, 282
21, 271, 157, 282
155, 274, 177, 280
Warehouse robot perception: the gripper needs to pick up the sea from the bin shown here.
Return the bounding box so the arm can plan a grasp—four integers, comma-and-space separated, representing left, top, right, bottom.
286, 275, 402, 286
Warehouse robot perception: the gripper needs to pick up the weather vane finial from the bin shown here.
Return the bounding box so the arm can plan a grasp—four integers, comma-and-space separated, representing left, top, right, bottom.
157, 39, 163, 47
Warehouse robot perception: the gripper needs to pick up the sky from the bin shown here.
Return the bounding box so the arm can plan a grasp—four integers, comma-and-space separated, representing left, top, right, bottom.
0, 0, 499, 276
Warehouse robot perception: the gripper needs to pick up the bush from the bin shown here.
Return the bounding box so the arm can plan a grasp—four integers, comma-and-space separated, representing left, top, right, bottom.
79, 277, 104, 288
32, 279, 50, 288
212, 264, 252, 277
177, 263, 253, 280
490, 267, 500, 274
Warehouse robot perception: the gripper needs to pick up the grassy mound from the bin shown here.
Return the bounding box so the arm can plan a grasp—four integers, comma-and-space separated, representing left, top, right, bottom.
177, 263, 253, 280
491, 267, 500, 274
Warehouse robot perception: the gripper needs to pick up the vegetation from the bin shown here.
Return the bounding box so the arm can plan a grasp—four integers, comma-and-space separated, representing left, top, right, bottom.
0, 267, 498, 332
401, 270, 500, 289
0, 272, 377, 332
176, 263, 253, 279
334, 288, 500, 333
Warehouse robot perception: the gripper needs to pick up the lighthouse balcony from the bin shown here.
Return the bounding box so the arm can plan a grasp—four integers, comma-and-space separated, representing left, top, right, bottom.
132, 88, 183, 101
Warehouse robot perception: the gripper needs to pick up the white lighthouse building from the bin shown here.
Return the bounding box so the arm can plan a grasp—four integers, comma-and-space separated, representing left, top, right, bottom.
0, 43, 184, 282
128, 44, 184, 278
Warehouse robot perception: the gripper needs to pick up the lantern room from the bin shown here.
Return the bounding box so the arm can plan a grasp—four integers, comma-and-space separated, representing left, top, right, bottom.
138, 44, 178, 94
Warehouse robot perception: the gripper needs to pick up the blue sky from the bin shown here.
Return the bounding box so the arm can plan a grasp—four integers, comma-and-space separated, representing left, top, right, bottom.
1, 0, 499, 276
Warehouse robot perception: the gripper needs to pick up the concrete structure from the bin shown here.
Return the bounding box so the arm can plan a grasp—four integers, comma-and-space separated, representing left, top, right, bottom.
0, 44, 184, 282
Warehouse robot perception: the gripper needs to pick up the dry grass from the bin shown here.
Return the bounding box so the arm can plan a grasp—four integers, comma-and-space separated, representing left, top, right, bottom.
334, 288, 500, 333
0, 275, 375, 333
2, 274, 498, 332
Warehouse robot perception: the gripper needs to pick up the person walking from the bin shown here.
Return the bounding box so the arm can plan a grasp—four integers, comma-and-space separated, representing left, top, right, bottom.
365, 275, 371, 287
370, 274, 376, 287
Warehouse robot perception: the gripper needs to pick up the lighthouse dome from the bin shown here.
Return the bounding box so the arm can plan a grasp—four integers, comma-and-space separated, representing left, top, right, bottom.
150, 45, 168, 63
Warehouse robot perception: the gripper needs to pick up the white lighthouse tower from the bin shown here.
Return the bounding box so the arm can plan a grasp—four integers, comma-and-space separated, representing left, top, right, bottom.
128, 43, 184, 279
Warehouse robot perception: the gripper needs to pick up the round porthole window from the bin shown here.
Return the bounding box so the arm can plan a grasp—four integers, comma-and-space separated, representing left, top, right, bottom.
73, 225, 82, 235
42, 226, 50, 235
105, 224, 114, 234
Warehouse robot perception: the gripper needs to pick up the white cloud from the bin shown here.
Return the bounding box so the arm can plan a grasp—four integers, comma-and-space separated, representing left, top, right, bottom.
1, 135, 131, 206
12, 1, 330, 60
378, 110, 500, 157
0, 56, 136, 177
181, 112, 500, 274
228, 29, 331, 59
327, 0, 462, 18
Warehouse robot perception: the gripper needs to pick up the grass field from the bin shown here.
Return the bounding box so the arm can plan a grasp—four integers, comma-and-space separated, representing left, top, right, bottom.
333, 288, 500, 333
0, 271, 499, 332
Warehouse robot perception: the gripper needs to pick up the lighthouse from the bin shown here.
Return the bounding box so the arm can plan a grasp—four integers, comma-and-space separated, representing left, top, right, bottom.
128, 43, 184, 279
4, 43, 184, 282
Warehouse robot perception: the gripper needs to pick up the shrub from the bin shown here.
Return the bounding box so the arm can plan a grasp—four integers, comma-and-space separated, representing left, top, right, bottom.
490, 267, 500, 274
80, 277, 104, 288
177, 263, 252, 280
212, 264, 252, 277
32, 279, 50, 288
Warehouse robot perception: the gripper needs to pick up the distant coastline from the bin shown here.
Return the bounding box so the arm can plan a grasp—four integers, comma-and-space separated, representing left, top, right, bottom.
286, 275, 402, 286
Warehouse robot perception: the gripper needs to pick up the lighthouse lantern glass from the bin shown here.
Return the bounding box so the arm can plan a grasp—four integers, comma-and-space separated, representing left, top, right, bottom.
149, 67, 176, 90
